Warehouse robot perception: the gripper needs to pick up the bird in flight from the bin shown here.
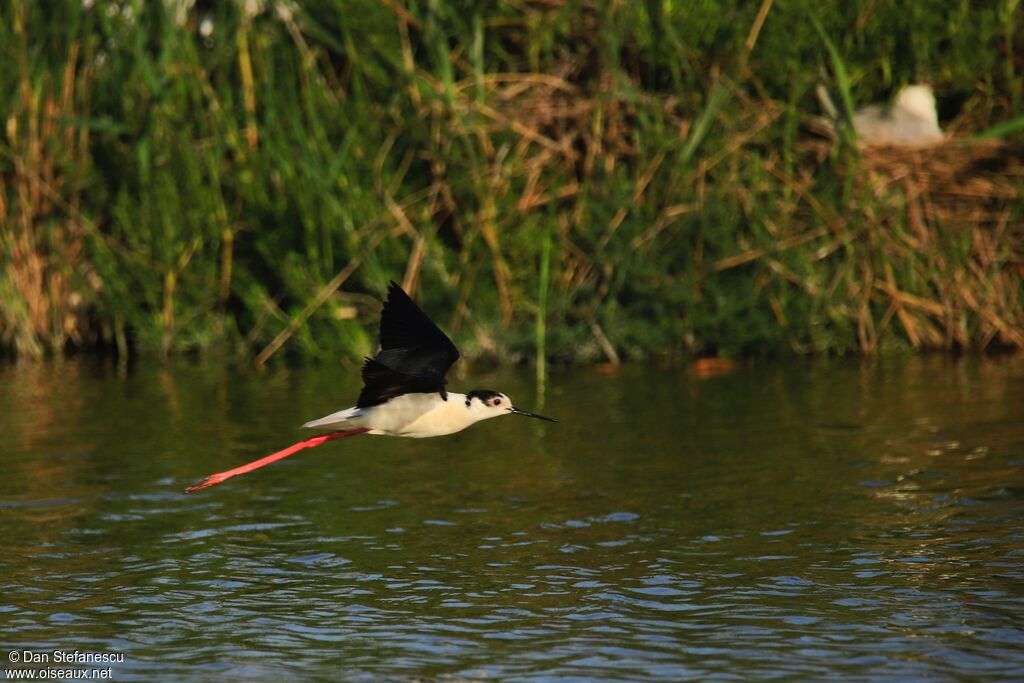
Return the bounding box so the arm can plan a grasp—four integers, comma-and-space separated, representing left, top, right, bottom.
185, 281, 555, 492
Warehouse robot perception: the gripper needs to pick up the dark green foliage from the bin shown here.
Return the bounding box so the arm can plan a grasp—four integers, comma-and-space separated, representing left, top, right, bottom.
1, 0, 1021, 363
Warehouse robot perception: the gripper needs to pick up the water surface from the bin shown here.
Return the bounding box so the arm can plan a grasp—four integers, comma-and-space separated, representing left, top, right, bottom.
2, 357, 1023, 680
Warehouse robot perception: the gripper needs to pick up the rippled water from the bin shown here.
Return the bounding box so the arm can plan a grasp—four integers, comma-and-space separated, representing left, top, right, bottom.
2, 357, 1023, 680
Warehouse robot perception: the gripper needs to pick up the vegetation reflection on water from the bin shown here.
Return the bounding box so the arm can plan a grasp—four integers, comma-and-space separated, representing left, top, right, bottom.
1, 357, 1022, 681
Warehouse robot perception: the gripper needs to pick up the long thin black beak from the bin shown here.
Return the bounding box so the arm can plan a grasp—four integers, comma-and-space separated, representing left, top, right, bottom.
508, 406, 557, 422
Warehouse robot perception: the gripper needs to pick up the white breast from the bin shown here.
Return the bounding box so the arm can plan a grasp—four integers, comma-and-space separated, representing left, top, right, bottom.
364, 392, 475, 437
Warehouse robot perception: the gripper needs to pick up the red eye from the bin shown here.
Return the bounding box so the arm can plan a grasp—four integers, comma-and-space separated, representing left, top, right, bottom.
492, 398, 502, 406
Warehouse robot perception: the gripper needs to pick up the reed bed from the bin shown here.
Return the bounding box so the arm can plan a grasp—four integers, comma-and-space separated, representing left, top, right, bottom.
1, 0, 1021, 363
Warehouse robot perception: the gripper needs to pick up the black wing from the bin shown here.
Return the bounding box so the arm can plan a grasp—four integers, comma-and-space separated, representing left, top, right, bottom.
356, 282, 460, 408
374, 281, 460, 379
357, 358, 447, 408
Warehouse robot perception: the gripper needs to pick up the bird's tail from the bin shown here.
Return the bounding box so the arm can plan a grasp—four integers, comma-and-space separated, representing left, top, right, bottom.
301, 406, 363, 431
183, 428, 370, 493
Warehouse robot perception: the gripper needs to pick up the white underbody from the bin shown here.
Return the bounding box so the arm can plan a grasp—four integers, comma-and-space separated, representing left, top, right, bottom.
302, 392, 491, 438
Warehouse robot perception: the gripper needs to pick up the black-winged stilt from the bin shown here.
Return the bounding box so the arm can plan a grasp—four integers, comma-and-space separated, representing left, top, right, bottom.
185, 281, 555, 492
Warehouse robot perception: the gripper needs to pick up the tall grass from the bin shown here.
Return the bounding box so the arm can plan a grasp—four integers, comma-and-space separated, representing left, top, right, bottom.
1, 0, 1021, 364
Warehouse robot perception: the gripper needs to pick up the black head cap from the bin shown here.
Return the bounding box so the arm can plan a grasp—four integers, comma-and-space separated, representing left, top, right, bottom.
466, 389, 503, 406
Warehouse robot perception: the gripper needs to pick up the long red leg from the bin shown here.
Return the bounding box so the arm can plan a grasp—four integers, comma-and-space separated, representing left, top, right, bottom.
184, 428, 371, 493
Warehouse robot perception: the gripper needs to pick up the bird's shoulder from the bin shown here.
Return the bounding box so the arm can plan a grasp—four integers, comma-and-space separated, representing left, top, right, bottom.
357, 357, 447, 408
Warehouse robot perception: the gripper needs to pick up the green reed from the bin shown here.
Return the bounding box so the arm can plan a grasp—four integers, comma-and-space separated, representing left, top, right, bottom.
0, 0, 1021, 364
